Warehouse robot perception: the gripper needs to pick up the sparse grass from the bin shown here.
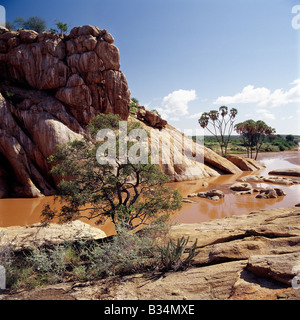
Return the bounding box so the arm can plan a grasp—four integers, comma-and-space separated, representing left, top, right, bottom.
1, 222, 198, 292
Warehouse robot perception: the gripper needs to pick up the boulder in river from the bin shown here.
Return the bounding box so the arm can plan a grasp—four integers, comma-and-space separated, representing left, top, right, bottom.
230, 182, 252, 192
268, 168, 300, 177
188, 189, 224, 201
255, 187, 286, 199
238, 175, 299, 185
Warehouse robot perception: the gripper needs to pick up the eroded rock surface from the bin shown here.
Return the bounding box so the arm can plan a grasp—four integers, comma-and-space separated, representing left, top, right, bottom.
0, 26, 130, 122
227, 154, 265, 171
2, 207, 300, 300
0, 220, 106, 251
269, 168, 300, 177
238, 174, 299, 185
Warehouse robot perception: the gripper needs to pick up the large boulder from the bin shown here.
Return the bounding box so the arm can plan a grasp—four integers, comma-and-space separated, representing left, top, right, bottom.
0, 220, 106, 251
227, 154, 265, 171
269, 168, 300, 177
255, 187, 286, 199
230, 182, 252, 191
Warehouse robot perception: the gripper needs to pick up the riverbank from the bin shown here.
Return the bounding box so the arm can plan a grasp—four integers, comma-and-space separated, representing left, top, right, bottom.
2, 206, 300, 300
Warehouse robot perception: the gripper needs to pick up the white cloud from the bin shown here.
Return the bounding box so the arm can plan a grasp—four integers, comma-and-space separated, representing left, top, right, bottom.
187, 112, 203, 119
169, 117, 180, 121
161, 89, 197, 117
281, 115, 293, 121
214, 79, 300, 107
256, 108, 275, 120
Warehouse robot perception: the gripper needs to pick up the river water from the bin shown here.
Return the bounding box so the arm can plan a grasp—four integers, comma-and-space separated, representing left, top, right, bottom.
0, 150, 299, 236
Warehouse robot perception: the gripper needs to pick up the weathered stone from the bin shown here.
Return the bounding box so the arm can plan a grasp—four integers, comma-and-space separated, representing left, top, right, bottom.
269, 168, 300, 177
19, 29, 38, 43
102, 31, 114, 44
0, 220, 107, 251
238, 174, 296, 185
188, 189, 224, 200
94, 41, 120, 70
69, 25, 100, 38
136, 107, 167, 129
227, 154, 265, 171
230, 182, 252, 191
5, 43, 69, 89
255, 187, 286, 199
247, 253, 300, 286
0, 30, 19, 41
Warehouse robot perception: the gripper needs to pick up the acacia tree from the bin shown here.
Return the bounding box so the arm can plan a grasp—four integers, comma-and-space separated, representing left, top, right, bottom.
50, 21, 69, 35
234, 120, 275, 160
198, 106, 238, 157
42, 113, 182, 232
13, 16, 46, 33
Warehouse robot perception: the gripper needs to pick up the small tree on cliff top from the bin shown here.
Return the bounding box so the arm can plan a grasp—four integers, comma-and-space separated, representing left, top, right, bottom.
13, 16, 46, 33
198, 106, 238, 157
42, 113, 182, 232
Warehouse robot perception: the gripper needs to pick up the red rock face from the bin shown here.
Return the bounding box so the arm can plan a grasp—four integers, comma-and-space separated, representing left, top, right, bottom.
0, 25, 131, 198
0, 25, 131, 123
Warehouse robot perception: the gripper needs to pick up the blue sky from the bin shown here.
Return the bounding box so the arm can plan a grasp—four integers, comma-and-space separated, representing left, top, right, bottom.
2, 0, 300, 134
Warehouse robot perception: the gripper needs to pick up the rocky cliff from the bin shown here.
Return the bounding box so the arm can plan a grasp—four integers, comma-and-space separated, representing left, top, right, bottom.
0, 25, 242, 198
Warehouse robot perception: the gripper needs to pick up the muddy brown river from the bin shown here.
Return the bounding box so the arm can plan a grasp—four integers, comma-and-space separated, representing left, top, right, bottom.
0, 150, 299, 236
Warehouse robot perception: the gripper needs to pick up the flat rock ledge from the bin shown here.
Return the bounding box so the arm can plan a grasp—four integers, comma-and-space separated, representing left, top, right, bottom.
0, 220, 106, 251
2, 207, 300, 300
238, 174, 300, 185
268, 168, 300, 177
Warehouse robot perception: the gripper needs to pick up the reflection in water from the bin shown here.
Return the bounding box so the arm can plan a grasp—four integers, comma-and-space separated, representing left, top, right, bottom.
0, 150, 299, 235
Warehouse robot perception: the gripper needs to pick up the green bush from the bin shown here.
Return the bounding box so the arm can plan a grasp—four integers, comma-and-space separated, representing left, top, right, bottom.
3, 223, 200, 291
160, 236, 200, 271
